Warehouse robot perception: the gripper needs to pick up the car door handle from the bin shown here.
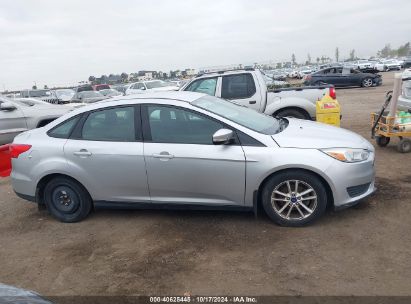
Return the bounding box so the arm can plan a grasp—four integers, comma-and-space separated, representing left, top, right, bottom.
73, 149, 92, 157
152, 152, 174, 159
249, 100, 256, 104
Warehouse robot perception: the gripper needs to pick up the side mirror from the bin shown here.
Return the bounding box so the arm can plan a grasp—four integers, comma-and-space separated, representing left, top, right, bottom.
0, 102, 17, 111
212, 129, 234, 145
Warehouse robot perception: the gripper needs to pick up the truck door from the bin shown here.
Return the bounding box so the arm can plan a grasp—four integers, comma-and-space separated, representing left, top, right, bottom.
220, 73, 262, 111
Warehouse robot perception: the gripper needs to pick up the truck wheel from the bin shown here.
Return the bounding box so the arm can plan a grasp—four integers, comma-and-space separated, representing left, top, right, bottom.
44, 177, 92, 222
397, 139, 411, 153
276, 108, 309, 120
376, 136, 390, 147
362, 78, 373, 87
261, 170, 328, 227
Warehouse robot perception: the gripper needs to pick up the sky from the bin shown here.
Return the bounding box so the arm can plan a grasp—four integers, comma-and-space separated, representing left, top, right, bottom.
1, 0, 410, 90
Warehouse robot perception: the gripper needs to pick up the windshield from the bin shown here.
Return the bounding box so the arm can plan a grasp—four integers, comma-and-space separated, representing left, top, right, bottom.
145, 81, 167, 89
55, 89, 74, 99
192, 95, 280, 135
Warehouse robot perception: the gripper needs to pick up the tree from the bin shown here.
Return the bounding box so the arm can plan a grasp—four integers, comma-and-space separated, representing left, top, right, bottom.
316, 57, 320, 64
120, 72, 128, 82
88, 76, 95, 83
32, 85, 37, 90
397, 42, 410, 57
349, 49, 356, 61
307, 53, 311, 64
377, 44, 392, 58
291, 53, 296, 65
335, 47, 339, 62
43, 85, 48, 89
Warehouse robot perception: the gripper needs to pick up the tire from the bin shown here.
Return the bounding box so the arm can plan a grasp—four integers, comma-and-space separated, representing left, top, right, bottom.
362, 77, 373, 87
376, 136, 390, 147
261, 170, 328, 227
44, 177, 92, 222
397, 139, 411, 153
276, 108, 309, 120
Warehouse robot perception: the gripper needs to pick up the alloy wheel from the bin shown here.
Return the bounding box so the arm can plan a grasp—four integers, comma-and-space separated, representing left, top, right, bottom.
363, 78, 373, 87
271, 180, 317, 220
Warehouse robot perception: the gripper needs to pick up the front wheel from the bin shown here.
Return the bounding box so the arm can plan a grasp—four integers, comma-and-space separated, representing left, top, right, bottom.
376, 136, 390, 147
261, 171, 328, 227
362, 77, 374, 87
397, 139, 411, 153
44, 177, 92, 222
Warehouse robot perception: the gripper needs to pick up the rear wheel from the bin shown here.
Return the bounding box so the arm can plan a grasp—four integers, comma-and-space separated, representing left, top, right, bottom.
276, 108, 309, 120
397, 139, 411, 153
362, 77, 373, 87
44, 177, 92, 222
376, 136, 390, 147
261, 171, 328, 227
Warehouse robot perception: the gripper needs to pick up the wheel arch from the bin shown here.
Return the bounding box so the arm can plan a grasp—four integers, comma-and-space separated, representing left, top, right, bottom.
255, 167, 335, 212
36, 173, 92, 206
273, 106, 311, 120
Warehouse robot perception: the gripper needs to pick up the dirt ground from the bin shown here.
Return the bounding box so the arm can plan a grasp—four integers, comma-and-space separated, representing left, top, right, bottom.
1, 72, 411, 297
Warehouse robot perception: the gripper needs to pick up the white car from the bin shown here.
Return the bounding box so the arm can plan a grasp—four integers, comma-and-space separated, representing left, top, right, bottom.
374, 59, 402, 72
125, 80, 179, 95
354, 60, 372, 70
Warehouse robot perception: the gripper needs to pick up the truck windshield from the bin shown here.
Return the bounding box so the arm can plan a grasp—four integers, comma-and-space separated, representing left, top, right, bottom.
192, 95, 280, 135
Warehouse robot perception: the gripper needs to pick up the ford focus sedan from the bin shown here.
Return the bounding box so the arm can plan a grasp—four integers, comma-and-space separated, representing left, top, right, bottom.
10, 92, 375, 226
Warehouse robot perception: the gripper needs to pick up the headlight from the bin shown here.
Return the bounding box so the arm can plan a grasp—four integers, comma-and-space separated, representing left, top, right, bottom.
321, 148, 371, 163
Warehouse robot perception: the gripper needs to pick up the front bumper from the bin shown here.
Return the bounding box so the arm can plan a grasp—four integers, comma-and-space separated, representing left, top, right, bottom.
324, 155, 376, 209
373, 77, 383, 86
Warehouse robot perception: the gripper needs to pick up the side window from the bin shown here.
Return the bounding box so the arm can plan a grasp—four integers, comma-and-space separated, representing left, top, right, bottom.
131, 83, 144, 90
221, 74, 256, 99
48, 116, 80, 139
147, 105, 224, 144
185, 78, 217, 96
81, 107, 135, 141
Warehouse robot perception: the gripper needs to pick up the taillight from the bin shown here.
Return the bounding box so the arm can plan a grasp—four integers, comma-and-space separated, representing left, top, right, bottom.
9, 144, 32, 158
329, 87, 336, 99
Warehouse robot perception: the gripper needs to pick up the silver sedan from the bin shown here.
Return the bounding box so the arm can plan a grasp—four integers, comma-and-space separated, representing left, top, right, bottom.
10, 92, 376, 226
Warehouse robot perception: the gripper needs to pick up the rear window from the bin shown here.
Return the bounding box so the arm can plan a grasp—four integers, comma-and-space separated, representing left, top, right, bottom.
221, 74, 256, 99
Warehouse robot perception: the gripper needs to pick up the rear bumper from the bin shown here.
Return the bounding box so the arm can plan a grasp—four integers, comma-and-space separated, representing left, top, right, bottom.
14, 191, 36, 203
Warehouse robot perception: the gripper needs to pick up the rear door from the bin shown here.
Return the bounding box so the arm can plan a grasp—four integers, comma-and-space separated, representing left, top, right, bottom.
220, 73, 262, 111
0, 100, 28, 145
142, 103, 246, 206
63, 105, 150, 202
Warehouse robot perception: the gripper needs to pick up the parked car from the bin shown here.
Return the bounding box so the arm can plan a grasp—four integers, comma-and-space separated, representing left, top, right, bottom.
71, 91, 108, 104
92, 84, 111, 91
15, 98, 83, 110
99, 89, 122, 97
19, 89, 75, 104
10, 91, 375, 226
305, 67, 382, 88
403, 57, 411, 69
181, 68, 336, 120
125, 80, 179, 95
0, 96, 71, 145
354, 60, 372, 70
374, 59, 402, 71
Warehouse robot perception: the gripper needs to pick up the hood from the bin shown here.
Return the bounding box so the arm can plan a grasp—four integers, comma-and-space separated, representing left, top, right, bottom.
273, 118, 373, 150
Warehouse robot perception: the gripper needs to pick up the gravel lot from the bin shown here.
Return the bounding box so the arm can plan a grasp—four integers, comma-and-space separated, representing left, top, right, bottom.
1, 72, 411, 297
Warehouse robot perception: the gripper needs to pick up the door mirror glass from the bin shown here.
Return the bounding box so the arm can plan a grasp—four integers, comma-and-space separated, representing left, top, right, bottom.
0, 102, 17, 111
212, 128, 234, 145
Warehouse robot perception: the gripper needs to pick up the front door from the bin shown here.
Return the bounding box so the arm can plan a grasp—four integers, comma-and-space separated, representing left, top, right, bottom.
64, 105, 150, 202
142, 104, 246, 206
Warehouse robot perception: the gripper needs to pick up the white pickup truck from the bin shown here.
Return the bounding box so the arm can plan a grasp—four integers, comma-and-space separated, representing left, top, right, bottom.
180, 68, 336, 119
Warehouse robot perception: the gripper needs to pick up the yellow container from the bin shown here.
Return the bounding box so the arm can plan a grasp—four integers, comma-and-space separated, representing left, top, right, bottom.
316, 95, 341, 127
